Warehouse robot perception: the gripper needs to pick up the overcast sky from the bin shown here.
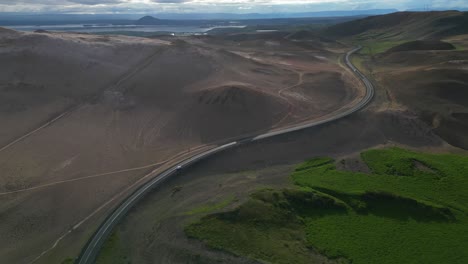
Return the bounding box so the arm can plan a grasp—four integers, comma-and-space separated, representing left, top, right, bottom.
0, 0, 466, 14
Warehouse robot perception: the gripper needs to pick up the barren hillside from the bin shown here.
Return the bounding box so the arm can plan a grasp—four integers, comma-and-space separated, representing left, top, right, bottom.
324, 11, 468, 40
323, 11, 468, 150
0, 28, 361, 264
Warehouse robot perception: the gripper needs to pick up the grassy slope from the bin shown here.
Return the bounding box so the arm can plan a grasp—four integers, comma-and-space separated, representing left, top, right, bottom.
358, 41, 406, 55
186, 195, 236, 216
60, 258, 74, 264
323, 11, 468, 56
95, 231, 129, 264
331, 12, 468, 151
186, 148, 468, 264
325, 11, 468, 40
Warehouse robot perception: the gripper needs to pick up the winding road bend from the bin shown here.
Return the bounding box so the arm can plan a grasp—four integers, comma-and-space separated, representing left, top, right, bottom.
76, 46, 374, 264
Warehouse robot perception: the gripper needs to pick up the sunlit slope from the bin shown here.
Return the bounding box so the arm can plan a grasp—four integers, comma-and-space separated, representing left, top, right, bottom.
324, 11, 468, 40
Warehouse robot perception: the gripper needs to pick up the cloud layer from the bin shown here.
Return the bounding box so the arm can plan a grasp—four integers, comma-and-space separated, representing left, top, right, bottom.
0, 0, 466, 13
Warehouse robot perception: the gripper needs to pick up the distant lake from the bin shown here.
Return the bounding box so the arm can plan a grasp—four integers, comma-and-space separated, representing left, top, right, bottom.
4, 24, 246, 34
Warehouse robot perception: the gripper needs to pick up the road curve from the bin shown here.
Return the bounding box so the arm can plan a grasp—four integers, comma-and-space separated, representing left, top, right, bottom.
76, 46, 374, 264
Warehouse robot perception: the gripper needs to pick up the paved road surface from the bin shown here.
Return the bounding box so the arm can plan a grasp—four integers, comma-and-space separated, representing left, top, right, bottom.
76, 46, 373, 264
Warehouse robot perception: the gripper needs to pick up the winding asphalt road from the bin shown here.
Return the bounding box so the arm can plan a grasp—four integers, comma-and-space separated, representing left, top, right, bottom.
76, 46, 374, 264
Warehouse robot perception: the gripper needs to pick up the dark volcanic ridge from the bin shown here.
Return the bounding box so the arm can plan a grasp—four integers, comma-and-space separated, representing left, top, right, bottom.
0, 27, 16, 35
386, 40, 455, 52
136, 16, 163, 25
324, 11, 468, 39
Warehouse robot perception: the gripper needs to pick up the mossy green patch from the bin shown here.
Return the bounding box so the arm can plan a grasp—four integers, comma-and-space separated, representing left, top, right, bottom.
351, 56, 366, 72
186, 148, 468, 264
186, 189, 345, 264
60, 258, 74, 264
186, 195, 236, 216
357, 41, 406, 55
95, 231, 130, 264
294, 157, 333, 172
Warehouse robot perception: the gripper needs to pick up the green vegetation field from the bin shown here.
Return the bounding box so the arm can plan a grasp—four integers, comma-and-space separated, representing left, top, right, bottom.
357, 40, 406, 55
186, 195, 236, 216
185, 148, 468, 264
95, 231, 129, 264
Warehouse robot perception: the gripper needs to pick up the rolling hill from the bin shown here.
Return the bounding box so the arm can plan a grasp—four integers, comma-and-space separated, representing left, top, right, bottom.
0, 28, 362, 264
135, 16, 164, 25
327, 11, 468, 149
324, 11, 468, 40
385, 40, 455, 52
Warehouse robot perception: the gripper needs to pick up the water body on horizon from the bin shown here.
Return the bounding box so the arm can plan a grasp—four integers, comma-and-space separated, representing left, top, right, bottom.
4, 24, 246, 34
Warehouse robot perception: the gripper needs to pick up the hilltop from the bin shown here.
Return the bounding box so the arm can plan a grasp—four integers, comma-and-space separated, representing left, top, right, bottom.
136, 16, 163, 25
324, 11, 468, 40
325, 11, 468, 149
386, 40, 455, 52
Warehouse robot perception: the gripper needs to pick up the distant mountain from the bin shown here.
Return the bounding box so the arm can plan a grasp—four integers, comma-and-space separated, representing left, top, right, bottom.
136, 16, 164, 25
408, 8, 468, 12
324, 11, 468, 39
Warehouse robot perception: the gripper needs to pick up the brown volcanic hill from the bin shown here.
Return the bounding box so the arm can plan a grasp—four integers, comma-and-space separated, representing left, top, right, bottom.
376, 63, 468, 149
222, 31, 289, 42
323, 10, 468, 149
287, 30, 335, 43
324, 11, 468, 40
377, 48, 468, 66
386, 40, 455, 52
0, 27, 15, 34
167, 84, 287, 142
287, 30, 318, 40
